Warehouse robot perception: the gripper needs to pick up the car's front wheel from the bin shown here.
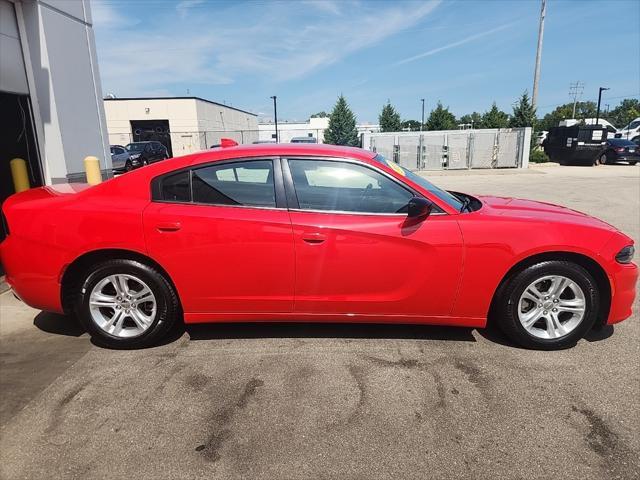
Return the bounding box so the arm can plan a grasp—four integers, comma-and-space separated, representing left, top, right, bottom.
76, 259, 179, 348
596, 153, 607, 165
494, 261, 599, 349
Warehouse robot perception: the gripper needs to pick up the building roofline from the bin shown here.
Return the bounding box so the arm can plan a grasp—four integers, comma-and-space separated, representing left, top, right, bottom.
103, 96, 257, 116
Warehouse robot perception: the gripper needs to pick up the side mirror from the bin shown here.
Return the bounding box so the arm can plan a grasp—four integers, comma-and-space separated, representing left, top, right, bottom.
407, 197, 433, 219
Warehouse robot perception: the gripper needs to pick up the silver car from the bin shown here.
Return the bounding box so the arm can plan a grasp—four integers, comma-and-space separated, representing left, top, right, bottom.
110, 145, 135, 172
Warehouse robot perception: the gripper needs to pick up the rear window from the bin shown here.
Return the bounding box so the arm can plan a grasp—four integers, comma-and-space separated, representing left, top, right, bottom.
160, 171, 191, 202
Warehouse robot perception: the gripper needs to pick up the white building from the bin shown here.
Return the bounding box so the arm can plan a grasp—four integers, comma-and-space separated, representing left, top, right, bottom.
1, 0, 110, 198
258, 117, 329, 143
104, 97, 259, 157
258, 117, 381, 144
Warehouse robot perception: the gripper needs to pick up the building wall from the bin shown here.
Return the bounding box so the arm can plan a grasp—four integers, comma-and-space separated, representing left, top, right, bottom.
0, 1, 29, 95
104, 98, 258, 156
14, 0, 110, 183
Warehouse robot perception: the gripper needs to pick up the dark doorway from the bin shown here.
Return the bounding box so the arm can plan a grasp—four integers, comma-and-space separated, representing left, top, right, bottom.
130, 119, 173, 157
0, 92, 43, 243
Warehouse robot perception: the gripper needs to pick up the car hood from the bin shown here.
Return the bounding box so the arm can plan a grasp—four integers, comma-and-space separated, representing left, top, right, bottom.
476, 195, 619, 232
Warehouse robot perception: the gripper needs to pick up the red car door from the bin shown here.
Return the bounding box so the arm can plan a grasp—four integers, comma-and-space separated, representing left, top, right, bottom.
285, 158, 463, 318
143, 158, 295, 315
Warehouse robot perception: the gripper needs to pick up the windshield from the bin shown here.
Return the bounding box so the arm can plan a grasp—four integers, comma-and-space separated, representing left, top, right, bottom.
622, 120, 640, 130
373, 154, 464, 211
126, 143, 146, 152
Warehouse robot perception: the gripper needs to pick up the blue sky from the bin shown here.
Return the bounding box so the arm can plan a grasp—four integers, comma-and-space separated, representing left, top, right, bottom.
92, 0, 640, 123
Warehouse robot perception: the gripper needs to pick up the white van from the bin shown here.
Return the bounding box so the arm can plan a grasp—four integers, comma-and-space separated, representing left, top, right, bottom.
615, 117, 640, 142
582, 118, 618, 138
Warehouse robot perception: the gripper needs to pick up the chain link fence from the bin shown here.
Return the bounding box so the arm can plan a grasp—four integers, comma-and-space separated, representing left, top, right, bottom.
363, 128, 532, 170
108, 130, 261, 157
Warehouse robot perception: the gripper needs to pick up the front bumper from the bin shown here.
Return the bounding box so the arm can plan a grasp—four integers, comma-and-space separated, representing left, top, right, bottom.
607, 261, 638, 324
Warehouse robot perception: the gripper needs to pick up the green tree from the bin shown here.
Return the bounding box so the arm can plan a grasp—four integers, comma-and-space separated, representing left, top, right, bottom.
538, 101, 596, 131
481, 102, 510, 128
379, 102, 402, 132
425, 102, 457, 131
606, 99, 640, 129
311, 111, 329, 118
401, 120, 422, 131
510, 91, 537, 128
458, 112, 482, 129
324, 95, 359, 146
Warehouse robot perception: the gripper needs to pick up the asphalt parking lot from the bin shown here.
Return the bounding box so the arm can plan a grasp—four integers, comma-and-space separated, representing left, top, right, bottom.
1, 164, 639, 480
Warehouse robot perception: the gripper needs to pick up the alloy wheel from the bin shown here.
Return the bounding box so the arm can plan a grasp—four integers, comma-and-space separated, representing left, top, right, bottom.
517, 275, 586, 340
89, 274, 157, 338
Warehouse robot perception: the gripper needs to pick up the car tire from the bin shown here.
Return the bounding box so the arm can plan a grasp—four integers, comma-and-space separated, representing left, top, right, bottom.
630, 161, 637, 166
596, 154, 607, 166
75, 259, 179, 349
125, 160, 133, 172
494, 260, 599, 350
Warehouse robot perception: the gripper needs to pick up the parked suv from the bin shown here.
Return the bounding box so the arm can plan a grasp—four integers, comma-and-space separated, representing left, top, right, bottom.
125, 141, 169, 165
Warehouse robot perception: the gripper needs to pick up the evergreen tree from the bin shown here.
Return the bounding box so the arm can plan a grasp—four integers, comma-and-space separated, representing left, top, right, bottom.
379, 102, 402, 132
481, 102, 510, 128
324, 95, 359, 146
510, 91, 537, 128
425, 102, 457, 131
458, 112, 482, 129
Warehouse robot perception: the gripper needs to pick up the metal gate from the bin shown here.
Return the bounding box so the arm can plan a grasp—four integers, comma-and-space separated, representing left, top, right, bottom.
470, 132, 496, 169
365, 127, 530, 171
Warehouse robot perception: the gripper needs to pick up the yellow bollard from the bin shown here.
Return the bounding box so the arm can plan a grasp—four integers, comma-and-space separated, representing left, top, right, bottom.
84, 156, 102, 185
10, 158, 30, 193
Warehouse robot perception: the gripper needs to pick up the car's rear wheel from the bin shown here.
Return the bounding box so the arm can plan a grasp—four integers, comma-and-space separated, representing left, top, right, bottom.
630, 161, 638, 166
494, 261, 599, 349
76, 259, 179, 348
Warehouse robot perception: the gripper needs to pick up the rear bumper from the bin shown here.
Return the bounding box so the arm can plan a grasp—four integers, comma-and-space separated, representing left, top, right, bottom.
0, 235, 64, 313
607, 261, 638, 325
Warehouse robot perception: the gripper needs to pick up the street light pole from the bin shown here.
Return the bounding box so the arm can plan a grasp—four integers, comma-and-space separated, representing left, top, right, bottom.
532, 0, 546, 110
595, 87, 609, 126
420, 98, 425, 131
270, 95, 278, 142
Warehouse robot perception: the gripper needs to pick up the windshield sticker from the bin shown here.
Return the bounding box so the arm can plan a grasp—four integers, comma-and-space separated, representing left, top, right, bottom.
385, 159, 406, 176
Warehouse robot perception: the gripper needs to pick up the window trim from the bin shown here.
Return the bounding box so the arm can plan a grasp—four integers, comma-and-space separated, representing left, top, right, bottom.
151, 156, 286, 209
281, 156, 444, 216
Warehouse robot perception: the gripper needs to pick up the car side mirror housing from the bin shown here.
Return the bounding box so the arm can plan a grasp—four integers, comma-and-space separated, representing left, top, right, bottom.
407, 197, 433, 219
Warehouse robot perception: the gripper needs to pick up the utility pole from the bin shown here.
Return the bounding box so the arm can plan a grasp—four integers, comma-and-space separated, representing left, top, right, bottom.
595, 87, 609, 126
568, 81, 584, 118
420, 98, 425, 131
270, 96, 278, 143
531, 0, 546, 110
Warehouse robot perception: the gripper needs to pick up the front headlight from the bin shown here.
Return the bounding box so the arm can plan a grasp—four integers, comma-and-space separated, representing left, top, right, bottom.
615, 245, 635, 264
130, 153, 141, 159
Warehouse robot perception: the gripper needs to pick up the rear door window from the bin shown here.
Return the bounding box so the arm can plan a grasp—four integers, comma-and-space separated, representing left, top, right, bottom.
192, 160, 276, 207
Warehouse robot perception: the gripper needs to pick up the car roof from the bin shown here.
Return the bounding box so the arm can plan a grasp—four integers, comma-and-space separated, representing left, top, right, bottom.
208, 143, 375, 160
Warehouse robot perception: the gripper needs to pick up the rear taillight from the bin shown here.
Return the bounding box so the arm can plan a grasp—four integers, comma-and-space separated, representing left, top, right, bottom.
1, 211, 8, 236
615, 147, 625, 152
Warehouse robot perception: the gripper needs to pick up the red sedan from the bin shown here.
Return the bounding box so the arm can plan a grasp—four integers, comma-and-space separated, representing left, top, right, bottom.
1, 143, 636, 350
